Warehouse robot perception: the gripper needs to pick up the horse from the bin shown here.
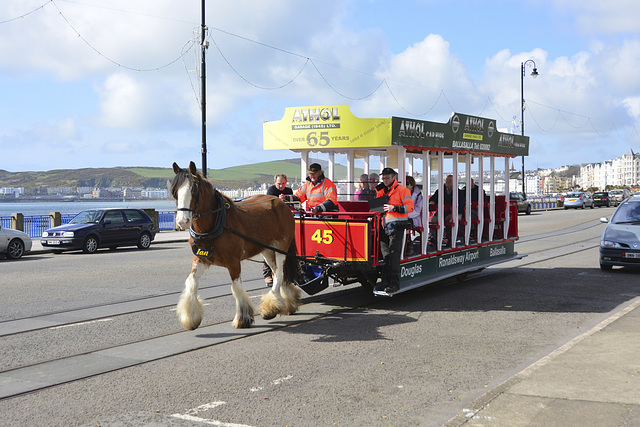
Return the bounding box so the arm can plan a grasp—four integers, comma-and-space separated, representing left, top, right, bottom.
170, 161, 301, 330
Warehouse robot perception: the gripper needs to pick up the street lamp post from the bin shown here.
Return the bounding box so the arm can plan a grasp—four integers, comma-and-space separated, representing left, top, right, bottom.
521, 60, 538, 196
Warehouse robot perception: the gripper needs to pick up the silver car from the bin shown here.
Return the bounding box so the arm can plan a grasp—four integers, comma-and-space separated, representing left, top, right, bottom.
599, 195, 640, 270
563, 192, 594, 209
609, 188, 632, 206
0, 225, 32, 259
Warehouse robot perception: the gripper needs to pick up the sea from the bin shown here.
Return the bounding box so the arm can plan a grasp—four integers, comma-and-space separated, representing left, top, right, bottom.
0, 200, 178, 217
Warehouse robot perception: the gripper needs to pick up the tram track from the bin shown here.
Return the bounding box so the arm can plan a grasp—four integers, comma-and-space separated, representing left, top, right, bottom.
0, 214, 605, 401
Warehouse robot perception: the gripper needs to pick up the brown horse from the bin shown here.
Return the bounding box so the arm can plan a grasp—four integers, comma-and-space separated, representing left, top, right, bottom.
171, 161, 301, 329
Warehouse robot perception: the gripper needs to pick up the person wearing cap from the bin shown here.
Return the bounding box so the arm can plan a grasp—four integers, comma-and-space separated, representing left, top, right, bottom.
281, 163, 338, 214
263, 174, 294, 286
374, 167, 414, 293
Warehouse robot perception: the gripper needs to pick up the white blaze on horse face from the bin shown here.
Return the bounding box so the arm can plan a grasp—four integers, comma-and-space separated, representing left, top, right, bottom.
176, 180, 193, 229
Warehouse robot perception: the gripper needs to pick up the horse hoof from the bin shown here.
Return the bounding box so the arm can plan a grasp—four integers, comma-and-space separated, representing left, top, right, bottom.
233, 317, 254, 329
182, 319, 202, 330
261, 312, 277, 321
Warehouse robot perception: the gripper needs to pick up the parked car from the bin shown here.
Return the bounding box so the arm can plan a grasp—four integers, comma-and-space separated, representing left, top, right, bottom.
41, 208, 156, 253
510, 192, 531, 215
609, 188, 632, 206
599, 195, 640, 270
592, 191, 611, 208
563, 192, 594, 209
0, 225, 32, 259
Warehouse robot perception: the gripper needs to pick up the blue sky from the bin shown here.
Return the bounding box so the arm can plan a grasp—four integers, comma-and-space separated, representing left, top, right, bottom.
1, 0, 639, 172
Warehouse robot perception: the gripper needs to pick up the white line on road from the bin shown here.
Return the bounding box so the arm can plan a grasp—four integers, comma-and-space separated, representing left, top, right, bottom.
49, 318, 113, 329
171, 401, 255, 427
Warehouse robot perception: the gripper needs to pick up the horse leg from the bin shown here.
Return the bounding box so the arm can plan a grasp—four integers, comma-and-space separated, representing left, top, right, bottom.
229, 264, 255, 329
177, 260, 208, 330
258, 250, 301, 319
279, 251, 301, 315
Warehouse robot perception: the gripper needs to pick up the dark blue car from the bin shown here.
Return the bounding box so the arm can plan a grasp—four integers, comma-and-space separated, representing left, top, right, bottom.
41, 208, 156, 253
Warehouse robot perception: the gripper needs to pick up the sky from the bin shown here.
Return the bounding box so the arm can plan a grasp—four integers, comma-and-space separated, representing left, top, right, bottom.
1, 0, 640, 173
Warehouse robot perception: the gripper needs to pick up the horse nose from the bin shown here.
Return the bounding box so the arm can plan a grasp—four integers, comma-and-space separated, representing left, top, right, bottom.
176, 212, 192, 229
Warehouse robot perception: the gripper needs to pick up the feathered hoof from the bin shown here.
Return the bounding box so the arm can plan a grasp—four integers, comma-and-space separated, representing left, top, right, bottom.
180, 316, 202, 331
177, 293, 203, 331
281, 286, 302, 315
232, 315, 255, 329
258, 291, 284, 320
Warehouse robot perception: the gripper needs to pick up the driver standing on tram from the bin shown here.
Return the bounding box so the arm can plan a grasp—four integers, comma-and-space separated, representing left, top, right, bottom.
281, 163, 338, 214
374, 167, 414, 294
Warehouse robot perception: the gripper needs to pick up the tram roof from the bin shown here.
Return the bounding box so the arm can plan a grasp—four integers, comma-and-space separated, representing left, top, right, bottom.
263, 104, 529, 157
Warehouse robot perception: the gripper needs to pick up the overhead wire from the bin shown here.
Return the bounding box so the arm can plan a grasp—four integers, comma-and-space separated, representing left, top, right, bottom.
1, 0, 638, 142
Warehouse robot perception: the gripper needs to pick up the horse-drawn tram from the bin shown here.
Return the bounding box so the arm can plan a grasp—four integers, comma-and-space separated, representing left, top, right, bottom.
263, 105, 529, 296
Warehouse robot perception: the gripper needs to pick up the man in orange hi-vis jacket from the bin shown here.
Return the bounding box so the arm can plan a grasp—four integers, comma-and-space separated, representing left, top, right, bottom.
374, 167, 414, 294
282, 163, 338, 214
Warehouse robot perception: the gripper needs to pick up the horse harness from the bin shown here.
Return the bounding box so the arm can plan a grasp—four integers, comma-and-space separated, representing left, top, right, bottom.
179, 177, 292, 260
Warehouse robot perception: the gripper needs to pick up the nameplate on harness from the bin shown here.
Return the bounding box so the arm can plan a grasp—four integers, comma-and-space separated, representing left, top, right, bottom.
192, 243, 214, 258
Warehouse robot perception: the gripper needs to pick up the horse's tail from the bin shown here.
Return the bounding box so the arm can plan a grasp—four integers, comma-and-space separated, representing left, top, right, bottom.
283, 240, 300, 284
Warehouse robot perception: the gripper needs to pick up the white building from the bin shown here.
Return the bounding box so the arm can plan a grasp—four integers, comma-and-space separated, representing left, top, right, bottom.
580, 149, 640, 190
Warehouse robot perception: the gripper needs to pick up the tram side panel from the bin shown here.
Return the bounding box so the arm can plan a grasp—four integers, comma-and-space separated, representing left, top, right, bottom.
294, 214, 380, 263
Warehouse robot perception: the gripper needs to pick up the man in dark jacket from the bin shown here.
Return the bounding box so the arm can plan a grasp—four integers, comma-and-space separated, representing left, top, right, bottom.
263, 174, 294, 286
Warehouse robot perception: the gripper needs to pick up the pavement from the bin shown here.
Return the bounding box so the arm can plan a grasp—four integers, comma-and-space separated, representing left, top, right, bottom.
27, 230, 640, 426
445, 297, 640, 426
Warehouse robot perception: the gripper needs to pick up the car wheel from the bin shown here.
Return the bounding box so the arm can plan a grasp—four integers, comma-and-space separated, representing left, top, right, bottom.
590, 203, 593, 209
525, 205, 531, 215
6, 238, 25, 259
83, 236, 99, 254
564, 207, 569, 210
600, 263, 612, 271
137, 232, 152, 249
581, 203, 585, 209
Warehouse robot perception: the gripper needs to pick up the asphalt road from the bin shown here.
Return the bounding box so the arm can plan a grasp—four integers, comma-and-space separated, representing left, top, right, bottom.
1, 206, 637, 427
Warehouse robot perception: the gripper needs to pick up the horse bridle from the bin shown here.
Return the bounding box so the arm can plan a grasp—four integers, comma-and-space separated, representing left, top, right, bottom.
176, 172, 229, 220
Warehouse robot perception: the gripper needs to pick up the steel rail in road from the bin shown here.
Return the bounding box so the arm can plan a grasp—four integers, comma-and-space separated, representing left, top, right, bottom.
0, 222, 603, 401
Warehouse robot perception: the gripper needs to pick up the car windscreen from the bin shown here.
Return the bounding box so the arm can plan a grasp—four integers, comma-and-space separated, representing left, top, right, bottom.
594, 193, 606, 197
69, 210, 103, 224
611, 202, 640, 223
567, 193, 581, 198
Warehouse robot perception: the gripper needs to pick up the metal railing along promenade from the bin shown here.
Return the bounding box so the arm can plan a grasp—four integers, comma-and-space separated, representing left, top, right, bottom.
1, 211, 177, 238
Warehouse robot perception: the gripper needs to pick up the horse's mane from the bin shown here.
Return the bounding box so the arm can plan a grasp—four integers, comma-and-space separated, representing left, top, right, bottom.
171, 166, 235, 207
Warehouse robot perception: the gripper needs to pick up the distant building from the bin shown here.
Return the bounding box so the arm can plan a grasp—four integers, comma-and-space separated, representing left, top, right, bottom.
1, 187, 24, 198
123, 188, 142, 199
141, 189, 169, 199
580, 149, 640, 190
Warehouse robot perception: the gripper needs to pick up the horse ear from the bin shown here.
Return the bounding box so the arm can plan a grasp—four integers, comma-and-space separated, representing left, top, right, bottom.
189, 161, 198, 175
172, 162, 181, 174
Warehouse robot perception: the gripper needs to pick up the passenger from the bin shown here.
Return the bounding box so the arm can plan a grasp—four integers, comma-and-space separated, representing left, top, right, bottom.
283, 163, 338, 214
374, 167, 414, 294
355, 173, 376, 201
458, 178, 486, 220
405, 176, 423, 255
406, 176, 423, 230
264, 174, 293, 286
458, 178, 487, 241
368, 172, 380, 192
429, 174, 454, 224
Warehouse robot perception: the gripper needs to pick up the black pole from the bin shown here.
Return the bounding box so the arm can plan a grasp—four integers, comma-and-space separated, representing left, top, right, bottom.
520, 62, 525, 196
201, 0, 207, 177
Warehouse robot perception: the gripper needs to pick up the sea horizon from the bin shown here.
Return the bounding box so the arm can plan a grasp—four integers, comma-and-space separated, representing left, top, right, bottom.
0, 199, 177, 217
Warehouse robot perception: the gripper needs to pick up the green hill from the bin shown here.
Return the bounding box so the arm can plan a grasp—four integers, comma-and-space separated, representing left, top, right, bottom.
0, 158, 360, 191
